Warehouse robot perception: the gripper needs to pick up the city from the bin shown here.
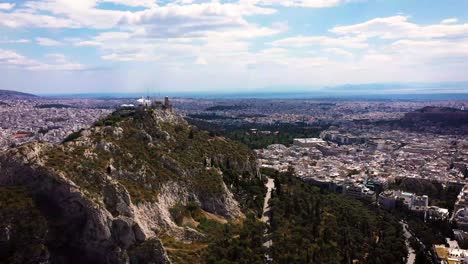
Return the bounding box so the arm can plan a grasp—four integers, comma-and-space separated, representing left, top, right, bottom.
1, 90, 468, 263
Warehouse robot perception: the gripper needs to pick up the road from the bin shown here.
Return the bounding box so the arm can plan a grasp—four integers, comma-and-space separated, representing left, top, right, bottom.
401, 221, 416, 264
262, 178, 275, 263
261, 178, 275, 224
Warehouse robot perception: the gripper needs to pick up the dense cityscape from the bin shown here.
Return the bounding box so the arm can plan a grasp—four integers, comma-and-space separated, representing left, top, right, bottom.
1, 91, 468, 263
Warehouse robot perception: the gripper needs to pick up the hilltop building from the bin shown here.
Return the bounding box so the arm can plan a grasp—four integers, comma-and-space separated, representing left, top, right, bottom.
344, 184, 375, 201
136, 97, 152, 107
378, 190, 429, 211
134, 96, 173, 112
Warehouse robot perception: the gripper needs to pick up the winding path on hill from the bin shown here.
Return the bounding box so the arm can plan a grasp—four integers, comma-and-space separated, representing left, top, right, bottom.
261, 178, 275, 263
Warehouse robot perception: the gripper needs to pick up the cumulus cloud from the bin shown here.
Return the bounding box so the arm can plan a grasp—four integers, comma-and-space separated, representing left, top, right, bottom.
323, 48, 354, 58
441, 18, 458, 24
0, 2, 14, 10
1, 0, 275, 31
63, 1, 283, 63
323, 15, 468, 66
330, 15, 468, 40
36, 37, 63, 46
0, 38, 30, 44
388, 39, 468, 62
45, 53, 67, 62
0, 10, 79, 28
0, 49, 30, 64
116, 2, 277, 39
271, 35, 368, 49
101, 0, 156, 8
19, 0, 127, 29
1, 1, 468, 91
256, 0, 343, 8
0, 49, 86, 71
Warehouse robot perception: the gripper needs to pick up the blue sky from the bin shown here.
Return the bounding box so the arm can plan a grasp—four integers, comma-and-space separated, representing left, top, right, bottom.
1, 0, 468, 94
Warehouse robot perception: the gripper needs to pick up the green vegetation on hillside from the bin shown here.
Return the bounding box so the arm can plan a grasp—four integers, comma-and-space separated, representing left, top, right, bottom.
205, 105, 249, 111
201, 213, 265, 264
62, 129, 84, 143
228, 127, 321, 149
268, 170, 408, 264
45, 109, 260, 207
190, 168, 408, 264
0, 186, 49, 264
35, 104, 75, 109
187, 118, 328, 149
161, 193, 266, 264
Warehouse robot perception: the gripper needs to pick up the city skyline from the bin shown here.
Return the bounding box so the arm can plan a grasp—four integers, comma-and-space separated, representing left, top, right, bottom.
1, 0, 468, 94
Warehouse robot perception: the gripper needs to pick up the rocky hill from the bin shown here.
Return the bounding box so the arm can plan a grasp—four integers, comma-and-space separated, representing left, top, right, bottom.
0, 107, 261, 264
404, 106, 468, 125
0, 90, 38, 100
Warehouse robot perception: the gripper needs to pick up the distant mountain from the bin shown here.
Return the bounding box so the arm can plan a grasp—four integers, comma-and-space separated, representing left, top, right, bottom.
0, 89, 38, 99
415, 106, 467, 113
322, 82, 468, 95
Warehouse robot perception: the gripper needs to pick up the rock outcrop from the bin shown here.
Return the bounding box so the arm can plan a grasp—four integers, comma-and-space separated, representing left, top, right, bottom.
0, 108, 259, 263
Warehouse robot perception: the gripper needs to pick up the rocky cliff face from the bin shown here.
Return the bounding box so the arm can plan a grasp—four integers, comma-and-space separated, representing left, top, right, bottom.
0, 108, 259, 264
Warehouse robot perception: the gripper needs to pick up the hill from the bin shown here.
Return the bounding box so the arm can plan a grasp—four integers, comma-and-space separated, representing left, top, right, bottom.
404, 106, 468, 125
0, 90, 38, 99
0, 107, 265, 264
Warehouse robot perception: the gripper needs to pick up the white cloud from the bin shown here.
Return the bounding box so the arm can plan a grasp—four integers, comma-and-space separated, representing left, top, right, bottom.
2, 1, 468, 90
195, 56, 207, 65
255, 0, 344, 8
100, 0, 156, 7
64, 1, 283, 63
324, 48, 353, 58
101, 51, 157, 61
388, 39, 468, 61
118, 2, 277, 38
324, 15, 468, 67
361, 51, 392, 63
45, 53, 67, 63
0, 49, 25, 62
0, 48, 86, 71
0, 10, 79, 28
36, 37, 63, 46
0, 2, 14, 10
75, 40, 103, 47
130, 1, 276, 19
441, 18, 458, 24
330, 15, 468, 40
22, 0, 127, 29
330, 16, 417, 38
0, 0, 278, 32
0, 38, 30, 44
271, 35, 368, 49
